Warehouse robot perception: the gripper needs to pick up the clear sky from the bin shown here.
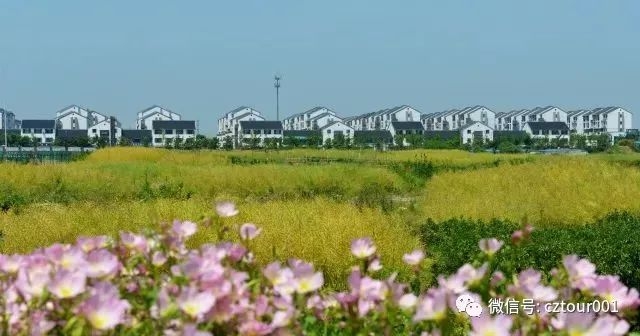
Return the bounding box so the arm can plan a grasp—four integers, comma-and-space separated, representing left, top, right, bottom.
1, 1, 639, 135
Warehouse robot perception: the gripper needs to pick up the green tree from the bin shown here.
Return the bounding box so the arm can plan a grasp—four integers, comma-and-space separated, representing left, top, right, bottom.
183, 137, 195, 150
333, 133, 346, 149
173, 137, 183, 149
164, 137, 173, 149
394, 134, 405, 148
222, 136, 233, 150
283, 136, 299, 148
324, 138, 333, 149
118, 137, 133, 147
207, 137, 220, 150
307, 134, 322, 148
142, 136, 151, 147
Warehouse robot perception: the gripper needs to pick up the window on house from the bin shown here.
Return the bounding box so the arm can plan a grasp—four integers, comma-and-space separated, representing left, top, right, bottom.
243, 129, 251, 134
176, 129, 184, 134
154, 129, 162, 134
327, 129, 331, 134
274, 130, 281, 134
45, 137, 53, 143
45, 129, 53, 134
485, 130, 489, 134
165, 130, 174, 135
467, 130, 471, 134
34, 128, 42, 133
22, 128, 29, 133
186, 130, 194, 134
154, 138, 162, 143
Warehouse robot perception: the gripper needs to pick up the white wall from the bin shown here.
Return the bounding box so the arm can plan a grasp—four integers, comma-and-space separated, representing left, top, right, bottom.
321, 122, 354, 143
460, 122, 493, 144
57, 112, 89, 130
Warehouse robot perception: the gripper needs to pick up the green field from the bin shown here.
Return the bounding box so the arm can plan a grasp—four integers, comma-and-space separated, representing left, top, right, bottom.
2, 147, 640, 289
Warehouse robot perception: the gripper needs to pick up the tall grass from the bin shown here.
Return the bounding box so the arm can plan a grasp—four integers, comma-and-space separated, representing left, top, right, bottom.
0, 198, 420, 289
420, 157, 640, 224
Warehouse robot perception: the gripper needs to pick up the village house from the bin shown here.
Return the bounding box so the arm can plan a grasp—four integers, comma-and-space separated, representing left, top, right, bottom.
523, 121, 570, 141
460, 122, 494, 144
217, 106, 265, 142
0, 108, 20, 130
121, 130, 153, 146
55, 105, 107, 130
151, 120, 197, 147
320, 120, 354, 144
282, 106, 343, 131
237, 120, 283, 147
21, 119, 57, 145
136, 105, 181, 130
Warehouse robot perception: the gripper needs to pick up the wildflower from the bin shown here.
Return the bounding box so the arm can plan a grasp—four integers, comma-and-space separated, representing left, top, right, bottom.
15, 261, 51, 298
152, 251, 168, 266
562, 255, 597, 290
172, 220, 198, 239
215, 201, 239, 217
414, 288, 447, 321
120, 232, 149, 253
403, 249, 425, 266
177, 286, 216, 319
30, 310, 56, 336
0, 254, 23, 274
86, 249, 120, 278
182, 324, 213, 336
398, 293, 418, 310
470, 314, 513, 336
369, 258, 382, 272
271, 310, 293, 328
508, 268, 557, 302
76, 236, 109, 252
48, 269, 87, 299
456, 263, 488, 286
237, 320, 273, 336
350, 237, 376, 259
511, 230, 524, 244
295, 271, 324, 294
478, 238, 503, 256
80, 283, 130, 330
593, 275, 639, 310
239, 223, 262, 240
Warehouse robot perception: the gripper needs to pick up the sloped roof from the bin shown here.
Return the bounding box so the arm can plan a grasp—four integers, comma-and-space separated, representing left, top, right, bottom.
423, 130, 459, 139
285, 106, 326, 120
56, 129, 89, 140
353, 130, 393, 142
239, 121, 283, 130
460, 121, 493, 131
283, 130, 321, 138
122, 130, 152, 139
320, 120, 352, 130
391, 121, 424, 130
152, 120, 196, 130
525, 122, 569, 132
22, 120, 56, 129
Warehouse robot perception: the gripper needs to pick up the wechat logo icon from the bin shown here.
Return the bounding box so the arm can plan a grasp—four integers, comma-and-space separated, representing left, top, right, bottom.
456, 294, 483, 318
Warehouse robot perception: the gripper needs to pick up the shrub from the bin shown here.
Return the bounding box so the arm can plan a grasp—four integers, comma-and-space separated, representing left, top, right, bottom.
418, 211, 640, 290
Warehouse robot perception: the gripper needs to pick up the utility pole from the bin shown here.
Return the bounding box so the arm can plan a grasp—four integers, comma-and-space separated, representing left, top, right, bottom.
274, 75, 281, 120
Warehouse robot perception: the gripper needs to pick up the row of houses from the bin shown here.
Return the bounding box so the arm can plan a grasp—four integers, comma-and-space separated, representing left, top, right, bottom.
1, 105, 197, 146
216, 105, 635, 148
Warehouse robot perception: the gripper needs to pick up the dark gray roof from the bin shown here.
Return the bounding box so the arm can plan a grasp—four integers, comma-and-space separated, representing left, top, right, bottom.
226, 106, 250, 115
239, 120, 282, 130
285, 106, 326, 120
152, 120, 196, 130
525, 122, 569, 132
56, 129, 89, 140
494, 131, 528, 140
423, 131, 459, 139
22, 120, 56, 129
353, 130, 393, 142
283, 130, 321, 138
122, 129, 152, 139
139, 105, 179, 116
320, 120, 351, 130
0, 129, 21, 136
391, 121, 424, 130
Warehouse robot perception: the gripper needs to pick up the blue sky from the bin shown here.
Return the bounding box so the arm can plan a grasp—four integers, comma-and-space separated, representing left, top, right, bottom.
1, 1, 639, 135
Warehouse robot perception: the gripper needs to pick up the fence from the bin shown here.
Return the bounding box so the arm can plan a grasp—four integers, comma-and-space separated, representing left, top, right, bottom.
0, 147, 93, 164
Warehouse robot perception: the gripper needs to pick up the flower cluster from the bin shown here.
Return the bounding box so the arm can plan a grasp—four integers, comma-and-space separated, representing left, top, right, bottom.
0, 202, 637, 335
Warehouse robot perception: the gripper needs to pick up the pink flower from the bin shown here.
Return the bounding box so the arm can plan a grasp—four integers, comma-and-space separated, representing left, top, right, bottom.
562, 255, 597, 290
511, 230, 524, 244
120, 232, 149, 253
76, 236, 109, 252
177, 286, 216, 319
414, 288, 447, 321
350, 237, 376, 259
369, 258, 382, 272
478, 238, 503, 255
215, 201, 239, 217
86, 249, 120, 278
172, 220, 197, 239
239, 223, 262, 240
456, 263, 488, 286
470, 314, 513, 336
152, 251, 167, 266
592, 275, 639, 310
550, 312, 623, 335
271, 310, 293, 328
0, 254, 23, 274
508, 268, 557, 302
398, 293, 418, 310
295, 271, 324, 294
15, 260, 51, 298
80, 283, 130, 330
403, 249, 425, 266
237, 320, 273, 335
48, 269, 87, 299
182, 324, 213, 336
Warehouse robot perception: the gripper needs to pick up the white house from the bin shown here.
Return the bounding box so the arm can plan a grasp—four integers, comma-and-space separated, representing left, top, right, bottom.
55, 105, 107, 130
283, 107, 342, 131
21, 120, 57, 145
320, 121, 354, 144
354, 105, 422, 131
460, 122, 494, 144
523, 122, 570, 141
566, 109, 592, 134
583, 106, 633, 137
455, 106, 496, 129
217, 106, 265, 141
88, 117, 122, 145
522, 106, 567, 124
237, 120, 283, 147
496, 109, 530, 131
387, 121, 425, 146
151, 120, 197, 147
137, 105, 181, 130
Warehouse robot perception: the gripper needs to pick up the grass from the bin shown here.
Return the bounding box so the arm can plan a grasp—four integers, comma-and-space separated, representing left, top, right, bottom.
0, 198, 421, 289
420, 157, 640, 224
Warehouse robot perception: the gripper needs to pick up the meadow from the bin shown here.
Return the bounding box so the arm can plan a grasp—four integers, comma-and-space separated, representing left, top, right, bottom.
1, 147, 640, 290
